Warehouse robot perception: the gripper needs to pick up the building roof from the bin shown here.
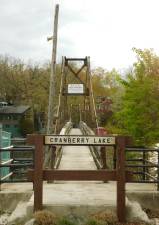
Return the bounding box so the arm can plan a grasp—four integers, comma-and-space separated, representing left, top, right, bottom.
0, 105, 30, 114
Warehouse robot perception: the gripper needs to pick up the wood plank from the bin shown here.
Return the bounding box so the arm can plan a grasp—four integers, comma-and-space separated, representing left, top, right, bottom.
44, 170, 116, 180
116, 136, 126, 222
28, 169, 133, 182
65, 58, 86, 61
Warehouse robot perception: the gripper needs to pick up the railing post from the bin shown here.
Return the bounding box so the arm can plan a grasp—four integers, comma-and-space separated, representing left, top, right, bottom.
51, 146, 56, 169
34, 135, 44, 212
157, 149, 159, 191
48, 145, 56, 184
116, 136, 126, 223
142, 149, 146, 181
100, 146, 107, 183
10, 148, 14, 183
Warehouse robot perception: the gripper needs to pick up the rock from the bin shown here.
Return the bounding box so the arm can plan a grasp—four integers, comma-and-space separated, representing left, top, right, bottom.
153, 218, 159, 225
0, 214, 9, 225
24, 218, 35, 225
126, 199, 150, 223
8, 201, 28, 225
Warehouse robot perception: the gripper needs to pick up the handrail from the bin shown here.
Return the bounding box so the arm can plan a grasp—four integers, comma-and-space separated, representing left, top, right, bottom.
144, 172, 158, 181
51, 121, 73, 169
125, 147, 159, 190
11, 138, 26, 145
0, 145, 34, 187
126, 147, 159, 152
1, 172, 13, 181
0, 146, 35, 152
79, 121, 104, 169
79, 124, 159, 190
1, 159, 13, 165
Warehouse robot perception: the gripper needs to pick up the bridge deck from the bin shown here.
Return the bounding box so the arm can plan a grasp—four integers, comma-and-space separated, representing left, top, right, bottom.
1, 182, 158, 220
58, 128, 96, 171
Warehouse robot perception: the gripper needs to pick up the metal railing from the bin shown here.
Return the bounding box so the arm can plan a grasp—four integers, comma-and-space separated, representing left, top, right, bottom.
0, 145, 34, 188
50, 121, 73, 169
11, 137, 27, 145
0, 130, 11, 147
79, 121, 106, 169
80, 122, 159, 190
125, 147, 159, 190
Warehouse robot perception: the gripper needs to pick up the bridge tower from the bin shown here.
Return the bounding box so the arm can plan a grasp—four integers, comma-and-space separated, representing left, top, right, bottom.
54, 56, 98, 133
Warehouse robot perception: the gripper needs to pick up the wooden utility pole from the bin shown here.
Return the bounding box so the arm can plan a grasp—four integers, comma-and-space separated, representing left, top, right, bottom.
45, 4, 59, 168
47, 4, 59, 135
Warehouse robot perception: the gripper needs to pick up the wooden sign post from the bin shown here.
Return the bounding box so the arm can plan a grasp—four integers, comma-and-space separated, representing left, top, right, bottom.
28, 134, 131, 222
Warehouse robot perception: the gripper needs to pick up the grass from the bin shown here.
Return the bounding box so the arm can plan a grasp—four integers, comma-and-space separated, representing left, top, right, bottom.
33, 210, 152, 225
57, 218, 77, 225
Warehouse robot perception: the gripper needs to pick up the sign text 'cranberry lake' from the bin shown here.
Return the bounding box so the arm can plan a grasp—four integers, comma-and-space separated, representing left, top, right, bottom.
44, 135, 115, 145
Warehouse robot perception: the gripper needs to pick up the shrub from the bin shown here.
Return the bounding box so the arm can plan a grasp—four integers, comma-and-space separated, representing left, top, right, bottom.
34, 210, 56, 225
90, 211, 117, 225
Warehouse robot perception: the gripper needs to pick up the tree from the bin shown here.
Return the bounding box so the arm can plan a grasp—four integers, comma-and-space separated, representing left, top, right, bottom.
115, 48, 159, 145
91, 67, 123, 126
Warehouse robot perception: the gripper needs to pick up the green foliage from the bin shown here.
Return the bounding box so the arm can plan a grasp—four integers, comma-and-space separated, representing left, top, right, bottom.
85, 219, 104, 225
1, 48, 159, 146
20, 117, 34, 135
0, 56, 62, 130
92, 68, 124, 126
57, 218, 77, 225
92, 68, 123, 101
0, 56, 49, 112
114, 48, 159, 145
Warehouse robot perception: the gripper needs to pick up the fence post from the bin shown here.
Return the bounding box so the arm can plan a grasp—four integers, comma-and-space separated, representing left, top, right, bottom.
34, 135, 44, 211
157, 149, 159, 191
100, 146, 107, 183
116, 136, 126, 222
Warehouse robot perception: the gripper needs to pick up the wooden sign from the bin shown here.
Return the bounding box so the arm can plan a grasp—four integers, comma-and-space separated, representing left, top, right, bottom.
44, 135, 115, 145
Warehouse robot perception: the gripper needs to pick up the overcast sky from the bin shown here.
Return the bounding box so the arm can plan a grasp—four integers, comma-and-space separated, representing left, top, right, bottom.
0, 0, 159, 70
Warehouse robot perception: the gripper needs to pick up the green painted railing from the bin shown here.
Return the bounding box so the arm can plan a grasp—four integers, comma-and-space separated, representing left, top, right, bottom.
0, 124, 11, 180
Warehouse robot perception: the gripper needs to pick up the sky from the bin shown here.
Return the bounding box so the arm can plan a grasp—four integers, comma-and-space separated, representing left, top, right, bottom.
0, 0, 159, 70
